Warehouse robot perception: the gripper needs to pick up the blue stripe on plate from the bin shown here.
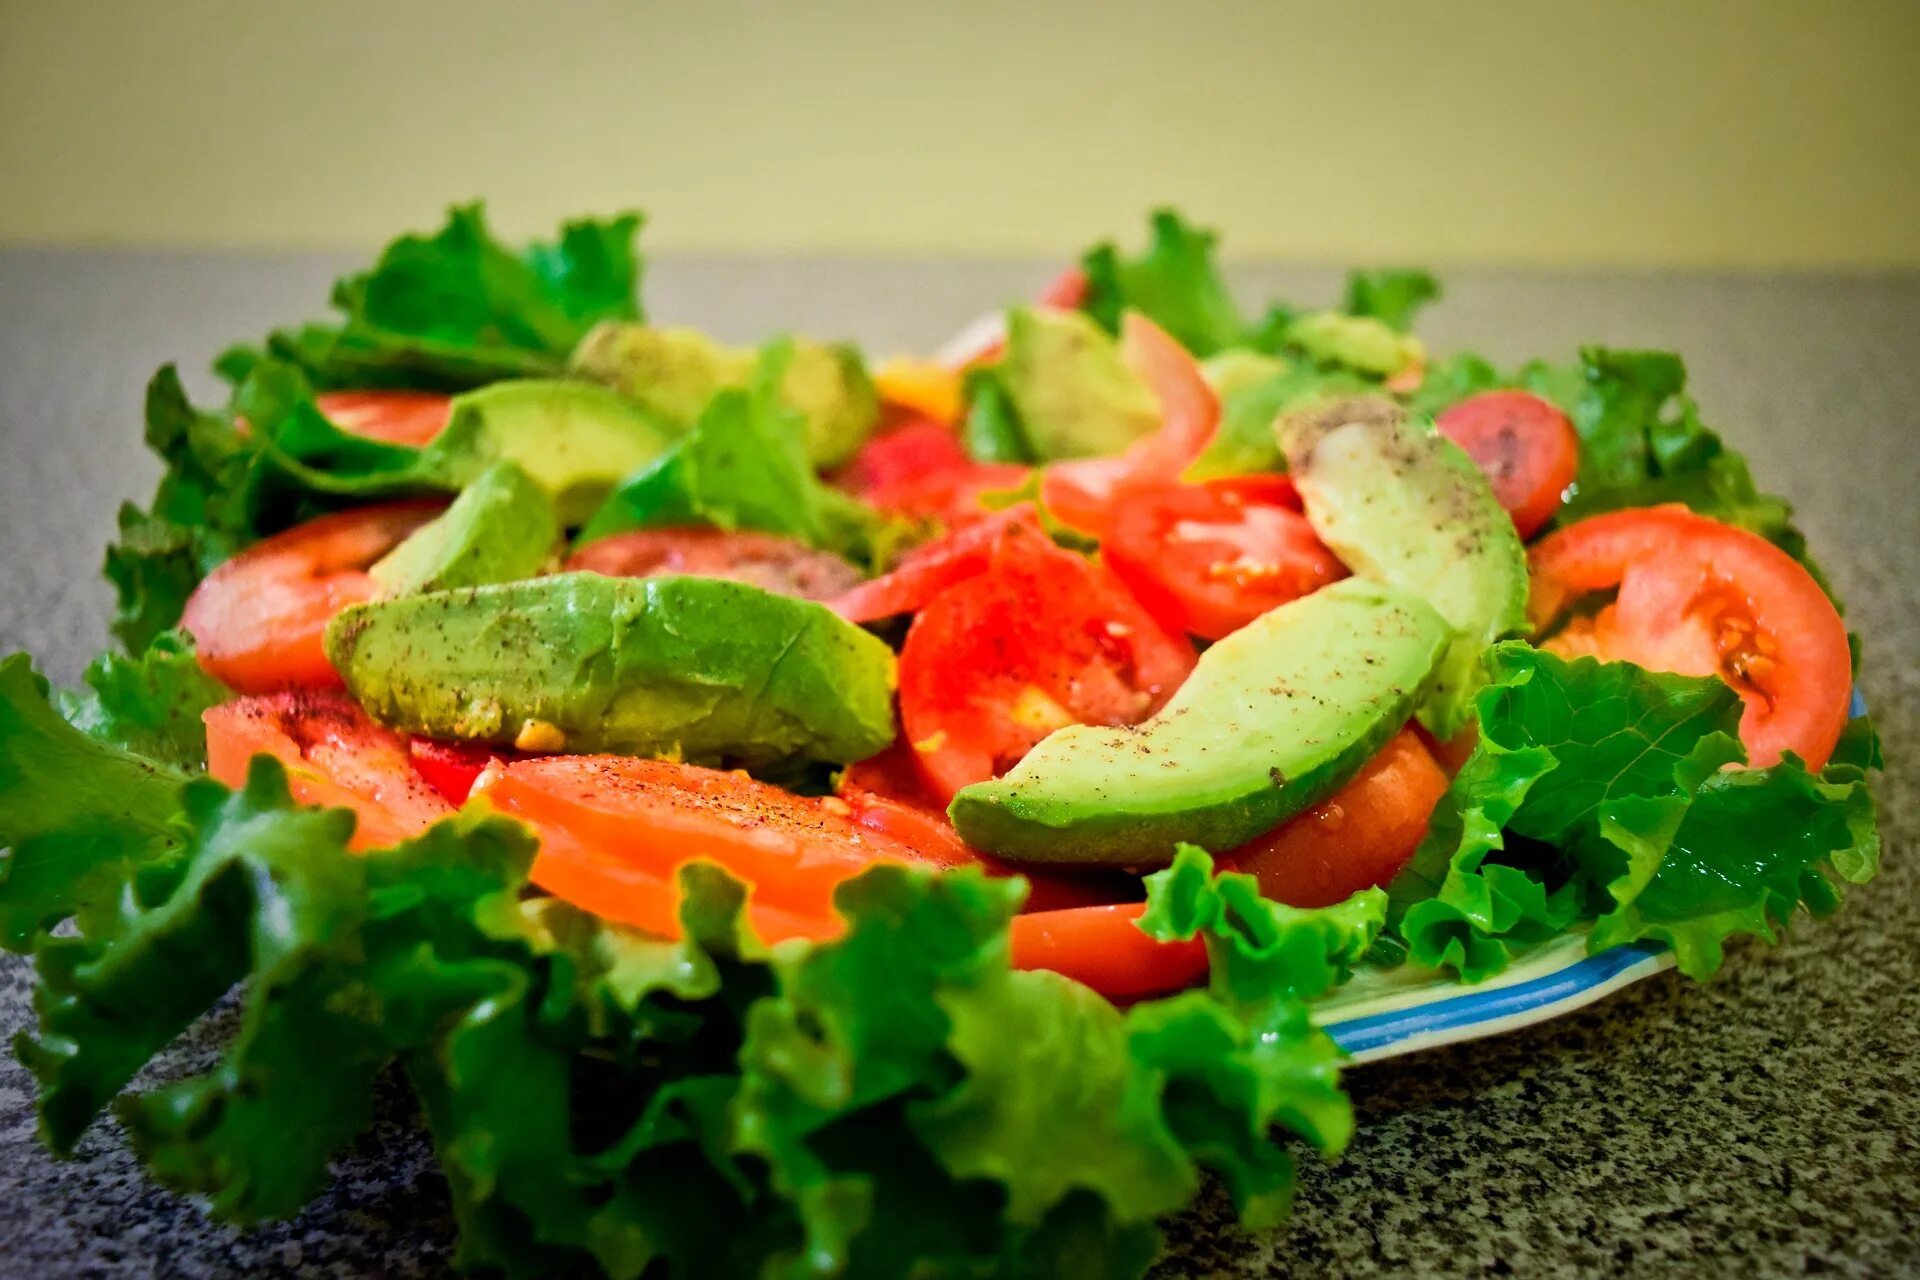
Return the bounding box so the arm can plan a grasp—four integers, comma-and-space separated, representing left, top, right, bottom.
1323, 942, 1667, 1056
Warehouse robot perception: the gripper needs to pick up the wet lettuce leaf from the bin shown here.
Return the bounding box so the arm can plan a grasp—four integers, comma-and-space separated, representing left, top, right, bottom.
1388, 643, 1880, 981
218, 203, 645, 392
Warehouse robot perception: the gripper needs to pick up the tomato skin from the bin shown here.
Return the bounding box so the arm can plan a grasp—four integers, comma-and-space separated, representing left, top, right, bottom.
565, 527, 864, 601
408, 737, 526, 806
181, 502, 442, 693
204, 691, 452, 850
839, 417, 973, 493
1219, 729, 1448, 908
1102, 480, 1347, 639
898, 522, 1197, 801
862, 461, 1032, 526
1435, 390, 1580, 539
1116, 312, 1219, 473
1009, 903, 1209, 1000
1035, 267, 1091, 309
828, 504, 1043, 623
1529, 507, 1851, 770
314, 391, 452, 447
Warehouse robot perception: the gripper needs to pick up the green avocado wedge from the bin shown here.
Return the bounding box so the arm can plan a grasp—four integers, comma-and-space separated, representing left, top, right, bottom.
948, 578, 1449, 867
1277, 395, 1529, 739
369, 460, 559, 596
418, 379, 682, 524
325, 573, 897, 766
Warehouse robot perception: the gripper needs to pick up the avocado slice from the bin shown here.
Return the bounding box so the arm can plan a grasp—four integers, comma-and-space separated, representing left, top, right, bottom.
1184, 363, 1373, 481
326, 572, 896, 766
1278, 395, 1529, 739
947, 578, 1449, 866
369, 461, 559, 596
569, 322, 880, 469
419, 380, 682, 525
1285, 311, 1425, 378
998, 307, 1161, 460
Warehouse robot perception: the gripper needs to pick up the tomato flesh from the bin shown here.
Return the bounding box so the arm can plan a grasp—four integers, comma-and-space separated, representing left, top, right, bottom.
1219, 729, 1448, 907
566, 527, 864, 601
204, 691, 452, 850
829, 503, 1043, 623
862, 461, 1032, 526
315, 391, 452, 447
1103, 480, 1346, 639
483, 756, 944, 936
181, 502, 442, 693
409, 737, 524, 806
1529, 507, 1851, 769
897, 521, 1197, 800
1009, 903, 1209, 1000
839, 417, 973, 494
1435, 390, 1580, 539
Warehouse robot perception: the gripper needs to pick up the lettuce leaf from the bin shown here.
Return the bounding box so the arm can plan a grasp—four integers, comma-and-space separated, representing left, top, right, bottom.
1389, 643, 1880, 981
104, 362, 454, 651
219, 203, 644, 392
1342, 269, 1441, 333
55, 630, 230, 768
1081, 209, 1252, 358
575, 340, 902, 568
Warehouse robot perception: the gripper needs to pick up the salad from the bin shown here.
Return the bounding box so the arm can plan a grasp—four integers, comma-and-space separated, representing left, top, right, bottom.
0, 205, 1881, 1279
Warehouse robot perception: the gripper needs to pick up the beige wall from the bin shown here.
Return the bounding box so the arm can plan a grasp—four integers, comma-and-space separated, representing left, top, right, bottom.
3, 0, 1917, 268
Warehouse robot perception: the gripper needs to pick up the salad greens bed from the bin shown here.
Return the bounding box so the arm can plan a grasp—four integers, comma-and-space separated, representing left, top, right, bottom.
0, 205, 1883, 1278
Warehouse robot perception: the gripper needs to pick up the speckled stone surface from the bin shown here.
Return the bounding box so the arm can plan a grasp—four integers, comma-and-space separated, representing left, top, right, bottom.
0, 252, 1914, 1279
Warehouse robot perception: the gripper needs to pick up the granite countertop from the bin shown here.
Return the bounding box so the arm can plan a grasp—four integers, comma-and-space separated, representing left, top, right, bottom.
0, 251, 1914, 1279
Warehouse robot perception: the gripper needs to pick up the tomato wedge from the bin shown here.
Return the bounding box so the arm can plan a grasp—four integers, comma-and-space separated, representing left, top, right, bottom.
181, 502, 442, 693
204, 691, 452, 850
862, 461, 1032, 526
314, 391, 452, 447
565, 527, 864, 601
1435, 390, 1580, 539
898, 521, 1197, 800
829, 503, 1044, 623
1219, 729, 1449, 908
1529, 507, 1851, 769
1102, 479, 1347, 639
1009, 903, 1208, 1000
482, 755, 947, 938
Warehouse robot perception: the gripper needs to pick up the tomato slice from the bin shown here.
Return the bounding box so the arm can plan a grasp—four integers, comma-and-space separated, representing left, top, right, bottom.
1102, 479, 1347, 639
565, 527, 864, 601
862, 461, 1032, 526
181, 502, 442, 693
838, 417, 973, 494
828, 503, 1044, 623
1009, 903, 1209, 1001
1219, 729, 1448, 908
1529, 507, 1851, 769
1435, 390, 1580, 539
314, 391, 452, 447
482, 755, 948, 933
204, 691, 452, 850
898, 522, 1197, 801
1116, 311, 1220, 473
1035, 267, 1091, 310
408, 737, 527, 806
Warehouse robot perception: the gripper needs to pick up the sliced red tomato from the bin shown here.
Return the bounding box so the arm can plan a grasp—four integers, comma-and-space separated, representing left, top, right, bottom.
829, 503, 1044, 623
1435, 390, 1580, 539
482, 755, 948, 937
408, 737, 527, 806
1219, 729, 1449, 908
898, 522, 1197, 801
1040, 457, 1134, 538
1009, 903, 1208, 1001
1529, 507, 1851, 769
315, 391, 452, 447
181, 502, 442, 693
1115, 311, 1220, 474
204, 691, 452, 850
838, 417, 973, 493
1035, 266, 1091, 309
565, 527, 864, 601
1102, 479, 1347, 639
863, 461, 1032, 526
